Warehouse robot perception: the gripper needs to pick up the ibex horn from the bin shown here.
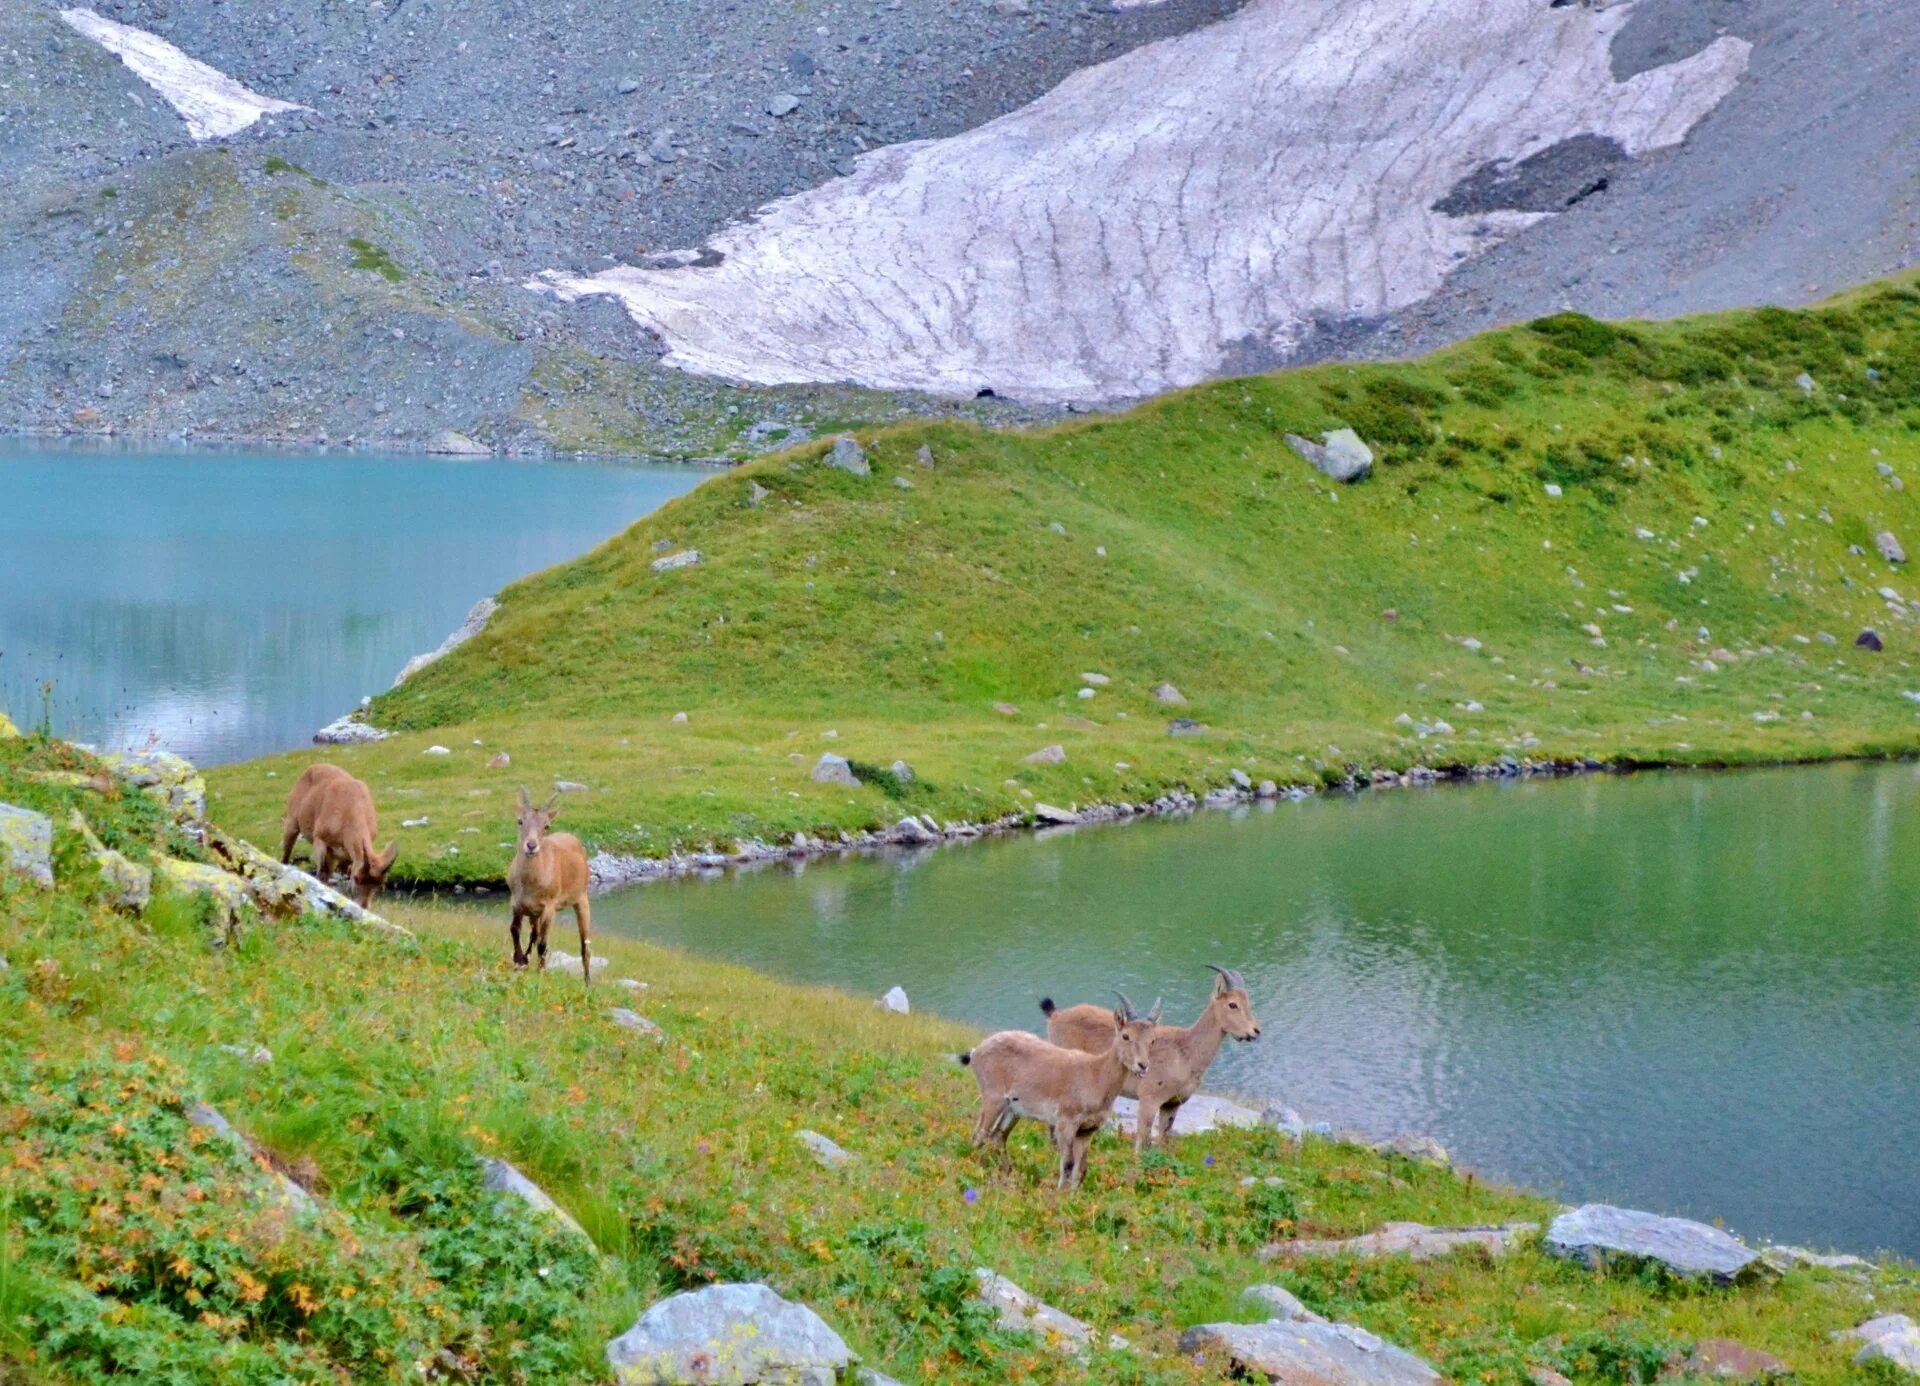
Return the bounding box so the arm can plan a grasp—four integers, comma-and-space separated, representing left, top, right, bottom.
1113, 990, 1136, 1021
517, 783, 532, 810
1149, 996, 1163, 1023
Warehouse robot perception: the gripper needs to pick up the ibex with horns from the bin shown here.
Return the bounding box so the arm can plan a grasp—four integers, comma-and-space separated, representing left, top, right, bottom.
1042, 964, 1260, 1156
959, 992, 1159, 1190
507, 784, 593, 985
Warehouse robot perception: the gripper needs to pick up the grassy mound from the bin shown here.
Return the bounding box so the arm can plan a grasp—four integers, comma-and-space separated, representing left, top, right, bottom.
3, 767, 1915, 1382
208, 277, 1920, 885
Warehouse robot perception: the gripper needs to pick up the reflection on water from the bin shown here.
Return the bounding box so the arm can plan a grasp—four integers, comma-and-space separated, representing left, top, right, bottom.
0, 442, 705, 764
566, 762, 1920, 1257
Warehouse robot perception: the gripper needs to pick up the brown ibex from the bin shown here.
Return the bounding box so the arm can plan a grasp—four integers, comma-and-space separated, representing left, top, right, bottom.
280, 763, 398, 908
508, 786, 593, 985
959, 993, 1159, 1190
1043, 964, 1260, 1156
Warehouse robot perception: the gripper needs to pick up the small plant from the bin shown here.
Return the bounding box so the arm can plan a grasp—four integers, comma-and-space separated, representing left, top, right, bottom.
347, 237, 406, 283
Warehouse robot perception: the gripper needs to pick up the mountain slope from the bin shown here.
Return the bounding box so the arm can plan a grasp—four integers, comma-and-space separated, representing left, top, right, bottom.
206, 278, 1920, 884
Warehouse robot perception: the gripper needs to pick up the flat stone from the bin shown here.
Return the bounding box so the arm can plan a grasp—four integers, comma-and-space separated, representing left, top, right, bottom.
826, 436, 869, 476
67, 811, 150, 909
973, 1269, 1128, 1356
1024, 744, 1066, 765
156, 856, 251, 922
1179, 1320, 1441, 1386
610, 1008, 664, 1039
811, 753, 859, 787
1760, 1243, 1871, 1272
1033, 803, 1080, 825
1286, 428, 1374, 483
427, 429, 490, 456
1878, 531, 1907, 563
479, 1156, 592, 1243
99, 748, 206, 819
0, 803, 54, 888
1110, 1092, 1264, 1136
187, 1101, 315, 1214
1263, 1221, 1537, 1263
314, 715, 390, 744
1168, 718, 1208, 737
1151, 682, 1187, 705
650, 549, 702, 573
1680, 1338, 1789, 1380
1242, 1284, 1325, 1323
880, 985, 909, 1014
395, 597, 498, 685
606, 1283, 850, 1385
1545, 1204, 1760, 1283
797, 1129, 855, 1168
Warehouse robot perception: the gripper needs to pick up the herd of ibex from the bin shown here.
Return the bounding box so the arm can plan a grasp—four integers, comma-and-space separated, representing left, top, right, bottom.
285, 766, 1259, 1192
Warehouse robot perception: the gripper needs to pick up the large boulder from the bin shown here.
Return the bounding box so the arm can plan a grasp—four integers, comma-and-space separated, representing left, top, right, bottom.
605, 1283, 851, 1384
1545, 1204, 1760, 1283
99, 748, 206, 819
1286, 428, 1375, 483
1109, 1092, 1264, 1136
826, 436, 870, 476
0, 803, 54, 887
811, 753, 859, 788
1263, 1221, 1537, 1263
1844, 1316, 1920, 1374
68, 811, 151, 910
1179, 1319, 1442, 1386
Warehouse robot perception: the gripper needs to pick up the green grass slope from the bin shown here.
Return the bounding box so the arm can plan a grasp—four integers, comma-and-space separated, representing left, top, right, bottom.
209, 277, 1920, 884
5, 737, 1916, 1383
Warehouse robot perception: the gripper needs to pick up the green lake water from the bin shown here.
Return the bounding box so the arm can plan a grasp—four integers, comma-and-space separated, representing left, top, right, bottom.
570, 762, 1920, 1258
0, 442, 704, 765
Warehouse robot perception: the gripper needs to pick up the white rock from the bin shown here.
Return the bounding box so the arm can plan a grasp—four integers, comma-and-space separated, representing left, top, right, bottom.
606, 1284, 850, 1385
650, 549, 702, 573
1546, 1204, 1758, 1283
826, 436, 870, 476
797, 1129, 855, 1168
1033, 803, 1081, 825
811, 753, 859, 787
1024, 744, 1067, 765
313, 715, 391, 744
611, 1008, 664, 1039
1110, 1092, 1263, 1136
427, 430, 491, 456
423, 745, 451, 756
1241, 1284, 1326, 1323
880, 985, 910, 1013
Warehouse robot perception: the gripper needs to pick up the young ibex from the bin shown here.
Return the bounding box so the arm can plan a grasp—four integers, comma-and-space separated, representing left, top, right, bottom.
280, 763, 398, 908
508, 786, 592, 985
959, 993, 1159, 1190
1042, 964, 1260, 1156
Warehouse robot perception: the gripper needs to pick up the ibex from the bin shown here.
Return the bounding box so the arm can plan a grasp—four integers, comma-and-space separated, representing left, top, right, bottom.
1042, 964, 1260, 1156
280, 763, 398, 908
508, 786, 592, 984
959, 993, 1159, 1190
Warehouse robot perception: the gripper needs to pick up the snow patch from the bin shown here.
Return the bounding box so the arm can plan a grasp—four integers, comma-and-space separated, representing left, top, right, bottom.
535, 0, 1747, 403
59, 7, 308, 141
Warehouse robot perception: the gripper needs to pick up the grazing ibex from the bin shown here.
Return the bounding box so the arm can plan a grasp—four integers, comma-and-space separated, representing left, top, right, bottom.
1042, 964, 1260, 1156
280, 763, 398, 908
959, 993, 1159, 1190
508, 786, 592, 985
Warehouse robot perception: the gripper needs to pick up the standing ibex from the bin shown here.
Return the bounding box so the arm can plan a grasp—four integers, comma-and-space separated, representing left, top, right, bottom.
508, 786, 592, 985
280, 763, 398, 908
1042, 964, 1260, 1156
959, 994, 1159, 1190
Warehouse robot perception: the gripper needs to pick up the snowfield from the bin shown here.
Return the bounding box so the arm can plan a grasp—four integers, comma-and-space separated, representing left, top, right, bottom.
537, 0, 1748, 403
59, 7, 307, 141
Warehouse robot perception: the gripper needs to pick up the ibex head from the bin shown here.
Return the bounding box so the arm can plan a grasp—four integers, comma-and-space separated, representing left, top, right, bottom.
1111, 991, 1162, 1077
1206, 964, 1261, 1042
515, 784, 562, 858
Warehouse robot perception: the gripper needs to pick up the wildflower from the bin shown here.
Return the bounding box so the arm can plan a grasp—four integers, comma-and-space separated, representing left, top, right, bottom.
963, 1187, 978, 1204
1205, 1155, 1214, 1167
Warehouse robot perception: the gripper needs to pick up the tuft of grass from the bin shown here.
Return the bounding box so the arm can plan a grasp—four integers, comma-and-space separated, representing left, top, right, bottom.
207, 275, 1920, 886
347, 236, 405, 283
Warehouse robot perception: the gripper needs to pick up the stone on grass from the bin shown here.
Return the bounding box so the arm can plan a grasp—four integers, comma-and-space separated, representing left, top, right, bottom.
1845, 1316, 1920, 1373
70, 812, 151, 910
1242, 1284, 1325, 1323
314, 715, 390, 744
1286, 428, 1374, 483
1024, 744, 1066, 765
606, 1283, 850, 1385
992, 701, 1021, 716
479, 1156, 592, 1243
889, 759, 914, 783
1151, 682, 1187, 705
611, 1008, 664, 1039
1681, 1339, 1789, 1380
797, 1130, 855, 1168
1168, 718, 1207, 737
1545, 1204, 1759, 1283
890, 816, 936, 845
217, 1043, 273, 1065
1761, 1244, 1870, 1272
156, 856, 251, 923
811, 753, 859, 787
880, 985, 909, 1013
651, 549, 702, 573
1179, 1320, 1440, 1386
1857, 629, 1884, 651
1033, 803, 1080, 826
1376, 1133, 1450, 1166
100, 748, 207, 818
487, 751, 512, 768
826, 436, 870, 476
973, 1269, 1128, 1356
1109, 1092, 1263, 1137
1263, 1221, 1536, 1263
395, 597, 498, 685
1879, 532, 1908, 564
187, 1101, 316, 1214
1794, 372, 1816, 394
424, 745, 451, 756
0, 803, 54, 887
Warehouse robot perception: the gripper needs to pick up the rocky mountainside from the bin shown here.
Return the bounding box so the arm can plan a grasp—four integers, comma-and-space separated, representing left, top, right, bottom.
1, 0, 1914, 455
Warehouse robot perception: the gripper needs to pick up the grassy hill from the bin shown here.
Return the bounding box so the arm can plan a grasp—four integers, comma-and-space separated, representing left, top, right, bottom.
5, 731, 1917, 1382
207, 277, 1920, 885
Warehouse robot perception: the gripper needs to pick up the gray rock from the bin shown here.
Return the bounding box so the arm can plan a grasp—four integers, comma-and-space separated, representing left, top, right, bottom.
1795, 371, 1816, 394
826, 436, 870, 476
554, 780, 589, 793
1857, 629, 1885, 651
650, 549, 702, 573
1033, 802, 1080, 825
1376, 1133, 1450, 1166
1167, 718, 1207, 737
767, 91, 801, 118
1230, 768, 1253, 789
1680, 1338, 1790, 1380
1110, 1092, 1263, 1136
426, 429, 490, 455
479, 1156, 592, 1243
889, 759, 914, 783
606, 1283, 850, 1385
914, 445, 935, 469
797, 1129, 855, 1168
1760, 1243, 1870, 1272
0, 803, 55, 887
748, 480, 770, 506
100, 748, 207, 819
891, 816, 936, 845
1264, 1221, 1537, 1263
1151, 682, 1187, 705
1286, 428, 1374, 483
395, 597, 498, 685
1179, 1320, 1441, 1386
811, 753, 859, 787
610, 1007, 665, 1039
973, 1269, 1128, 1356
1024, 744, 1066, 765
1878, 531, 1907, 563
1241, 1284, 1325, 1323
314, 715, 391, 744
1845, 1316, 1920, 1373
880, 985, 909, 1014
187, 1101, 316, 1214
1545, 1204, 1760, 1283
1256, 780, 1279, 799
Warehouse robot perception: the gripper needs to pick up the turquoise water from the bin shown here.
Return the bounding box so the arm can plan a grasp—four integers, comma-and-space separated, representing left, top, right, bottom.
0, 442, 705, 765
572, 762, 1920, 1258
